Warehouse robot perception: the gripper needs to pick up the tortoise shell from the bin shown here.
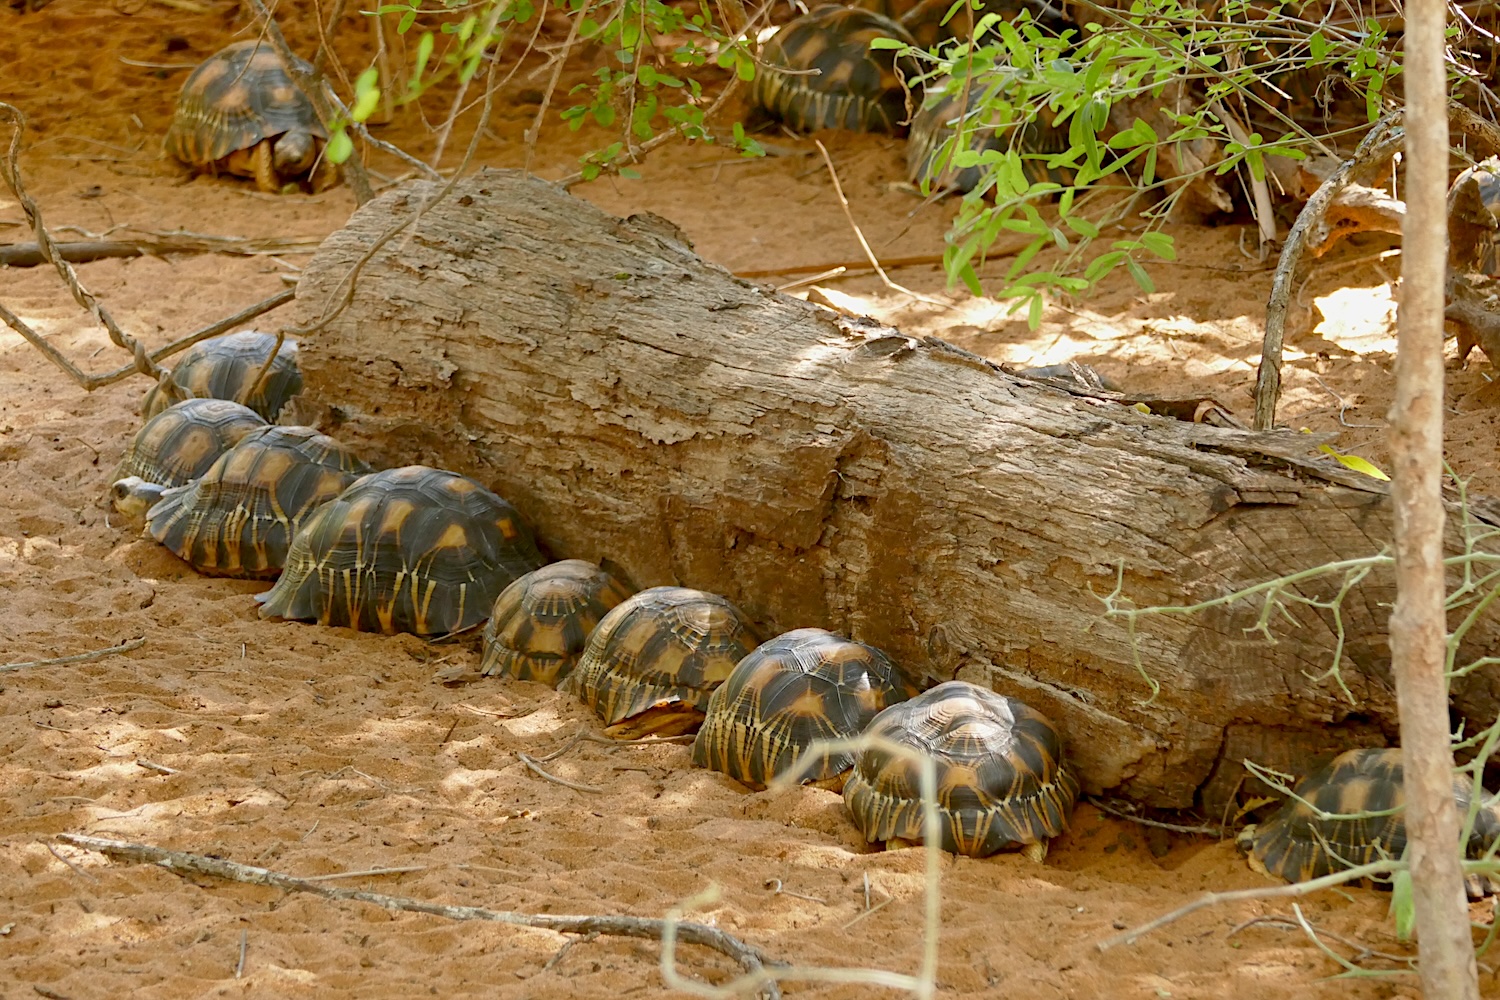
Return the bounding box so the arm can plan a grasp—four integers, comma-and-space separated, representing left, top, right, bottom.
691, 627, 919, 789
141, 331, 303, 423
255, 465, 546, 636
164, 39, 336, 193
117, 425, 371, 578
560, 586, 761, 736
843, 680, 1080, 858
1246, 748, 1500, 884
114, 398, 268, 490
480, 560, 635, 686
906, 77, 1074, 194
749, 6, 920, 134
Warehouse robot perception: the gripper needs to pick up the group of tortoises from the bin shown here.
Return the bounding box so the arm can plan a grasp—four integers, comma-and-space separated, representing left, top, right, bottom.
108, 331, 1500, 881
145, 28, 1500, 885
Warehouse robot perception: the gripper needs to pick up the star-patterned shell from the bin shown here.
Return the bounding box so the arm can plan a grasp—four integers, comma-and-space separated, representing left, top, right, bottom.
141, 331, 303, 423
479, 560, 635, 685
128, 425, 370, 578
749, 6, 920, 134
691, 627, 919, 789
1246, 748, 1500, 885
255, 466, 546, 636
114, 398, 268, 489
561, 586, 761, 734
843, 680, 1079, 858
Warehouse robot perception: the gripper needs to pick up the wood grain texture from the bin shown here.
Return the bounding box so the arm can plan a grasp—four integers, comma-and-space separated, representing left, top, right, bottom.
291, 169, 1500, 807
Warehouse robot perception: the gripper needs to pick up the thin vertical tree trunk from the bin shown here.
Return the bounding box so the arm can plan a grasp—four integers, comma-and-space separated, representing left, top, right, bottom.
1391, 0, 1479, 992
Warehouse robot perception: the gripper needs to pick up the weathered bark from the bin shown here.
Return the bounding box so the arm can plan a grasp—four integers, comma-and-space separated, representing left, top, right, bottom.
291, 169, 1500, 808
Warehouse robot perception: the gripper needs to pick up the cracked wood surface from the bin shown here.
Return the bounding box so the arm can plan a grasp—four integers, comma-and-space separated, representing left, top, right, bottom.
291, 169, 1500, 807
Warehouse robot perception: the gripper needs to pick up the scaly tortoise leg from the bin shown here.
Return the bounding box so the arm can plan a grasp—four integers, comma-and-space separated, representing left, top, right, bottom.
249, 139, 280, 194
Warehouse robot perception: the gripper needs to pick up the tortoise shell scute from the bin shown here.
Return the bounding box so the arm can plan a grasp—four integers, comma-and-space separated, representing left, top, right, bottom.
843, 680, 1079, 857
691, 627, 918, 788
480, 560, 635, 685
255, 465, 545, 636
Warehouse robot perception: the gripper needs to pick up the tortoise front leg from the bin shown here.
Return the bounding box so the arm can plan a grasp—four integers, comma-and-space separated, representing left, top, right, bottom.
310, 147, 340, 193
249, 139, 280, 194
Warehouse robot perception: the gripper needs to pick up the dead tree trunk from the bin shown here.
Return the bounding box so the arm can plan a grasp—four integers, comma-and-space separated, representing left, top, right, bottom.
290, 169, 1500, 808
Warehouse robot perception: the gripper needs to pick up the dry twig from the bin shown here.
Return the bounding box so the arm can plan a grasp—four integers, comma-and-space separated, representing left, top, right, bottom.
55, 834, 782, 998
812, 139, 946, 307
1253, 111, 1405, 429
1, 637, 146, 674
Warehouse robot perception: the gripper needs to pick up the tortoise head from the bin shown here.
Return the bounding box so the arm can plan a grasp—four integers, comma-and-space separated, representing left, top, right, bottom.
110, 476, 167, 526
271, 130, 319, 178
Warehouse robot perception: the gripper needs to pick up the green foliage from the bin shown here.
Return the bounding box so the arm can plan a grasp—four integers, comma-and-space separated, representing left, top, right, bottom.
328, 0, 761, 174
897, 0, 1417, 325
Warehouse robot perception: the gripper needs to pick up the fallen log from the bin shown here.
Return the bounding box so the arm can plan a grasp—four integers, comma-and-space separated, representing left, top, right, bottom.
289, 168, 1500, 809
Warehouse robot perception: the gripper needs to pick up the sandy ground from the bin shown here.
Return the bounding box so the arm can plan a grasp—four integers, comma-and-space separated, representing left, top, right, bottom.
3, 1, 1499, 997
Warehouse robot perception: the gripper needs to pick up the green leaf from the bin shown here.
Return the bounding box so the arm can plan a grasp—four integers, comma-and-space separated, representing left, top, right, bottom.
1026, 292, 1043, 329
1318, 444, 1391, 480
325, 128, 353, 164
1125, 258, 1155, 294
1139, 231, 1176, 260
397, 7, 416, 33
619, 167, 642, 179
351, 67, 381, 122
411, 31, 435, 89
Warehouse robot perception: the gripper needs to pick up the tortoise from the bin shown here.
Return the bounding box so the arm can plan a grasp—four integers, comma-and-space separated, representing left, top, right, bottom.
141, 331, 303, 423
560, 586, 761, 738
255, 465, 546, 636
479, 560, 636, 686
906, 76, 1075, 194
114, 398, 268, 491
1242, 748, 1500, 886
164, 39, 337, 194
110, 425, 372, 578
748, 6, 921, 134
843, 680, 1080, 859
691, 627, 919, 790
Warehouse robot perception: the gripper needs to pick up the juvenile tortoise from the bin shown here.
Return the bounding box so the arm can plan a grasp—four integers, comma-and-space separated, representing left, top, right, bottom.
141, 331, 303, 423
1242, 748, 1500, 887
164, 39, 336, 193
479, 560, 635, 686
692, 627, 918, 790
114, 398, 268, 491
560, 586, 761, 738
843, 680, 1080, 859
749, 6, 920, 134
256, 465, 546, 636
111, 425, 371, 578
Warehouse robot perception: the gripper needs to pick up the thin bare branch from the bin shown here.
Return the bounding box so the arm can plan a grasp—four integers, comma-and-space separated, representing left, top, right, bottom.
2, 637, 146, 674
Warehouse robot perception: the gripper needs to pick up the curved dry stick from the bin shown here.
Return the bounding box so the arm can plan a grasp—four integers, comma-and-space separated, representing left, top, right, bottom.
55, 834, 781, 999
1252, 112, 1405, 430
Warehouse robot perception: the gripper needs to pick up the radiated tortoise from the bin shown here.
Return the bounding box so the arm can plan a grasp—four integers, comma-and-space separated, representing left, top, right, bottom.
1242, 748, 1500, 887
114, 398, 268, 491
749, 6, 920, 134
164, 39, 336, 193
141, 330, 302, 423
255, 465, 546, 636
692, 627, 918, 789
480, 560, 635, 686
560, 586, 760, 738
111, 424, 371, 578
843, 680, 1079, 859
